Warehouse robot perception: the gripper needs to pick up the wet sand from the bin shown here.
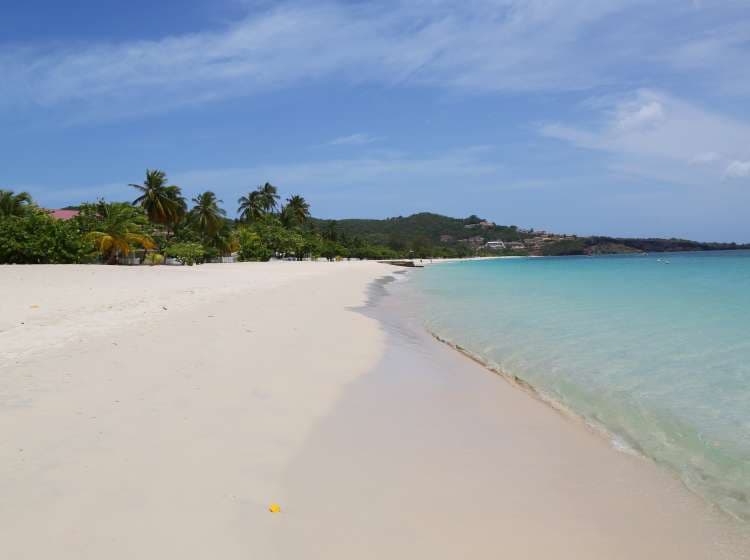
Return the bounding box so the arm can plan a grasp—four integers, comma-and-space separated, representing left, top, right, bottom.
274, 273, 750, 558
1, 263, 748, 558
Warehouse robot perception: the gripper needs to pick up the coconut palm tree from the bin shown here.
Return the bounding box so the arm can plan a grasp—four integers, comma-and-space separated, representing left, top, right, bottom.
257, 182, 280, 213
190, 191, 226, 238
165, 185, 187, 228
130, 169, 186, 232
237, 190, 265, 222
87, 202, 155, 264
0, 189, 33, 218
281, 194, 311, 227
210, 222, 240, 256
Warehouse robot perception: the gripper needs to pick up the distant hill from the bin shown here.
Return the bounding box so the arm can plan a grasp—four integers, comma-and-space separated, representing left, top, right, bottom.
311, 212, 749, 256
310, 212, 527, 246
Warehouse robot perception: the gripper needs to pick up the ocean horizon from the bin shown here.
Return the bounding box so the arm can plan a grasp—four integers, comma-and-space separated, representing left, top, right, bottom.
405, 251, 750, 521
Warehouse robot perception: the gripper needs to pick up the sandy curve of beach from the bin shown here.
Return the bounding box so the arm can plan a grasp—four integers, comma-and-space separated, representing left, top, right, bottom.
1, 262, 748, 558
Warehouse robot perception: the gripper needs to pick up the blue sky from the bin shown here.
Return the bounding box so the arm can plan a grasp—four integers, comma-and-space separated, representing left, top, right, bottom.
2, 0, 750, 241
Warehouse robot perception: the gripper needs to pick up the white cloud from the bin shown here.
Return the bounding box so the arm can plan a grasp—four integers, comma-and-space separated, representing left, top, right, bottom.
690, 152, 721, 165
174, 146, 501, 193
0, 0, 745, 124
0, 0, 644, 120
663, 20, 750, 94
541, 90, 750, 185
725, 160, 750, 178
328, 133, 378, 146
614, 100, 665, 131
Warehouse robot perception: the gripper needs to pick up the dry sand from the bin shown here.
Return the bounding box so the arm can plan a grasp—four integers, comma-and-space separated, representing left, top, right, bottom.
1, 262, 748, 558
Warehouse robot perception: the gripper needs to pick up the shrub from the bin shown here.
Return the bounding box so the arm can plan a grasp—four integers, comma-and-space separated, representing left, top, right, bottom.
202, 245, 220, 262
0, 211, 90, 264
237, 229, 273, 261
145, 253, 164, 266
166, 242, 205, 266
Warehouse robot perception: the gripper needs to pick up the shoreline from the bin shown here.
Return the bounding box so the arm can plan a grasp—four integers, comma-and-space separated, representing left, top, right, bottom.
403, 257, 750, 524
273, 269, 750, 558
1, 263, 748, 557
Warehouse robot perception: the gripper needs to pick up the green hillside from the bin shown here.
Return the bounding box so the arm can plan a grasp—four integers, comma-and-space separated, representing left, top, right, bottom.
311, 212, 749, 257
311, 213, 526, 246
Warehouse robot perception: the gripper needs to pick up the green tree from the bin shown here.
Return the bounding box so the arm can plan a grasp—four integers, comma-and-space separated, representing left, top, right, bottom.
280, 194, 310, 228
321, 240, 349, 261
237, 228, 273, 261
322, 220, 338, 242
0, 210, 89, 264
209, 220, 239, 257
165, 242, 205, 266
190, 191, 226, 239
165, 185, 188, 231
0, 189, 33, 218
237, 190, 265, 222
299, 232, 323, 260
85, 202, 155, 264
237, 182, 281, 222
257, 182, 280, 213
130, 169, 186, 232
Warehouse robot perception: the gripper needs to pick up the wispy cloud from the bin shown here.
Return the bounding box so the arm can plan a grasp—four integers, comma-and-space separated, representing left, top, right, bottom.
662, 20, 750, 94
328, 133, 378, 146
174, 145, 501, 191
726, 160, 750, 179
541, 90, 750, 185
0, 0, 747, 127
28, 144, 509, 209
0, 0, 691, 122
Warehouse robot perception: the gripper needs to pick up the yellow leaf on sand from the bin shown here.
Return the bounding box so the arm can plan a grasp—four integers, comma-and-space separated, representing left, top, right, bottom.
30, 305, 39, 309
269, 503, 281, 513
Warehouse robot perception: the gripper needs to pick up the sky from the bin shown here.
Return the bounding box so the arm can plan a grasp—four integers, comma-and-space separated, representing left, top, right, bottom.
1, 0, 750, 241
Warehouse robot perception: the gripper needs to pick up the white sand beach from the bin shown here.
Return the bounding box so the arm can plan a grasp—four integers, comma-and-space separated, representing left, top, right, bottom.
1, 263, 748, 558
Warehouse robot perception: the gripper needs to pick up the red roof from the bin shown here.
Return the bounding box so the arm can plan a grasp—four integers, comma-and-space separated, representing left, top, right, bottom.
48, 209, 80, 220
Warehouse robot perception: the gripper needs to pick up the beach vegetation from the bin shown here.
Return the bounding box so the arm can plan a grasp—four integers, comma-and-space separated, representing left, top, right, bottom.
145, 252, 165, 266
130, 169, 186, 234
257, 182, 280, 214
165, 242, 205, 266
189, 191, 227, 239
237, 229, 274, 261
83, 201, 155, 264
0, 189, 34, 218
4, 173, 748, 266
0, 208, 90, 264
237, 190, 265, 223
280, 194, 311, 227
237, 182, 281, 223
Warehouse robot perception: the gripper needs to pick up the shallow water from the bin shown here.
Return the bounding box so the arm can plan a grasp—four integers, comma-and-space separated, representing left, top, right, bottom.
408, 251, 750, 521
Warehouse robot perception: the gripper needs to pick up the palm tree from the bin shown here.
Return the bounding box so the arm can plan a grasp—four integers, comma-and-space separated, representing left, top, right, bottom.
190, 191, 226, 238
165, 185, 187, 228
130, 169, 186, 232
211, 222, 240, 256
237, 182, 280, 222
281, 194, 311, 227
87, 202, 155, 264
258, 182, 280, 213
0, 189, 33, 218
237, 190, 265, 222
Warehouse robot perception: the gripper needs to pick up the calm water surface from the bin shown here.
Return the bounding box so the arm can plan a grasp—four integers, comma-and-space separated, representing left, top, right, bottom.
409, 251, 750, 520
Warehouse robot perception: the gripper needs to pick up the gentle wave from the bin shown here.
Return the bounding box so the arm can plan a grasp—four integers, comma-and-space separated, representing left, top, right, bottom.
410, 252, 750, 521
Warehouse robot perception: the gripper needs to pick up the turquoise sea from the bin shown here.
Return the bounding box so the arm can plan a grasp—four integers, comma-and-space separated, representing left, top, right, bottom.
409, 251, 750, 521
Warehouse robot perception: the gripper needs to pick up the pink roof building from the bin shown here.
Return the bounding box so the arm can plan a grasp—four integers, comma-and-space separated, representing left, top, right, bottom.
47, 209, 80, 220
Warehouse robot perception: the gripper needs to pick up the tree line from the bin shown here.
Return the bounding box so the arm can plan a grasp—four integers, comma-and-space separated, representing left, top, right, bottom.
0, 170, 456, 265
